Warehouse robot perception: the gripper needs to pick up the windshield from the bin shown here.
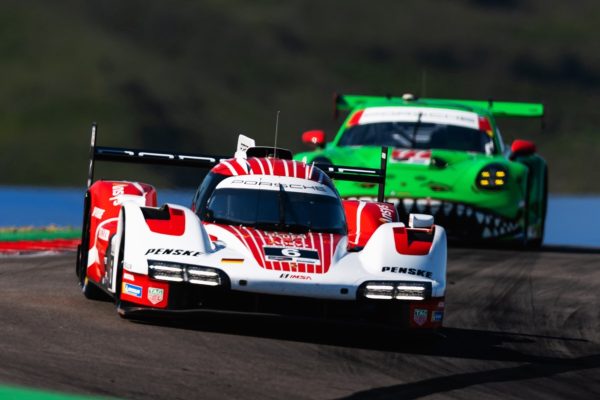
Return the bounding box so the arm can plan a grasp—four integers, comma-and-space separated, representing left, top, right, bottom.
204, 188, 346, 234
339, 122, 495, 154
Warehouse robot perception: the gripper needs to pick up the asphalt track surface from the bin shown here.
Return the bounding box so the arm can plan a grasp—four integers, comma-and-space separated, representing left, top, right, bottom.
1, 247, 599, 399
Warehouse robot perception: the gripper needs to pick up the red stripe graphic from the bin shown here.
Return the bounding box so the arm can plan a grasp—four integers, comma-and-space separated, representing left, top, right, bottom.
211, 157, 334, 184
223, 224, 265, 268
212, 223, 341, 274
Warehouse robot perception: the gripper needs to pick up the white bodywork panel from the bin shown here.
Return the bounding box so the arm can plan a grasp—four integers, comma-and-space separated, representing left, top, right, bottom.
110, 203, 213, 292
116, 200, 447, 300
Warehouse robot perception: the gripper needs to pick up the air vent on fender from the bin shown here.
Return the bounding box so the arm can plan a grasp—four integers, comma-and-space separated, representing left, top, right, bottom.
142, 205, 186, 236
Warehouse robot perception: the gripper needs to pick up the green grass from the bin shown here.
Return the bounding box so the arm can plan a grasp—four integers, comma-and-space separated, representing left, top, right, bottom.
0, 226, 80, 241
0, 384, 115, 399
0, 0, 598, 192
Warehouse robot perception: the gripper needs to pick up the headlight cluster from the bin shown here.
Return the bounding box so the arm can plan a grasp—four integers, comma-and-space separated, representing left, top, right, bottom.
148, 260, 222, 286
477, 164, 508, 190
360, 281, 431, 301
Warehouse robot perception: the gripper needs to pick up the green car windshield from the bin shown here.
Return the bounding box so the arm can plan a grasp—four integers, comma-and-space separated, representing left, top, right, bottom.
338, 122, 495, 154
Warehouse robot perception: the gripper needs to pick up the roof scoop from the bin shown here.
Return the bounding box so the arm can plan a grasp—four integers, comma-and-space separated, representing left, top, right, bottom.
246, 146, 293, 160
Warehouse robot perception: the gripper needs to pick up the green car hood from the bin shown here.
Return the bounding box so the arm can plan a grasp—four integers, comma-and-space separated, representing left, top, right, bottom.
296, 146, 527, 218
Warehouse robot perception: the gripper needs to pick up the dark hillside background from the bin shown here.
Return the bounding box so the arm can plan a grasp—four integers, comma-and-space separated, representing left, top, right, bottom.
0, 0, 598, 191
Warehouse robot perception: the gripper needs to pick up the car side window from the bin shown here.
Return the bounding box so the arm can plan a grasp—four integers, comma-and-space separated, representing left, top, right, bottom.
193, 172, 227, 219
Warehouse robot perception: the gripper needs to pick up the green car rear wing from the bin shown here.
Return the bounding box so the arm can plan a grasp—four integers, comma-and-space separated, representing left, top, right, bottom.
334, 93, 544, 118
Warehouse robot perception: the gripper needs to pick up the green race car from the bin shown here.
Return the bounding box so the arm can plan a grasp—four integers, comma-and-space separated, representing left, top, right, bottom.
295, 94, 547, 246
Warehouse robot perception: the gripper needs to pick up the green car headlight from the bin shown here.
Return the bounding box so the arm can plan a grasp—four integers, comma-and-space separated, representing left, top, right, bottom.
477, 164, 508, 190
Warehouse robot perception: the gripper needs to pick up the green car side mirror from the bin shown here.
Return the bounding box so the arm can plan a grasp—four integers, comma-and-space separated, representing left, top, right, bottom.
510, 139, 536, 159
302, 130, 326, 148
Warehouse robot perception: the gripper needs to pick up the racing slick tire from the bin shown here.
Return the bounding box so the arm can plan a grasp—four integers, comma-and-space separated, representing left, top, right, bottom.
81, 276, 107, 301
78, 247, 109, 301
524, 165, 548, 249
112, 219, 133, 319
76, 192, 108, 300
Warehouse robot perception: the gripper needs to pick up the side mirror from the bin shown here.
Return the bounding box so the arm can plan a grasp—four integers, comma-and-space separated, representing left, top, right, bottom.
409, 213, 434, 229
202, 209, 214, 222
510, 139, 536, 160
301, 130, 326, 148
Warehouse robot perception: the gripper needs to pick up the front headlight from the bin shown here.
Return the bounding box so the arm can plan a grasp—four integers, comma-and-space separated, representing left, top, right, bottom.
148, 260, 222, 286
187, 266, 222, 286
477, 164, 508, 190
360, 281, 432, 300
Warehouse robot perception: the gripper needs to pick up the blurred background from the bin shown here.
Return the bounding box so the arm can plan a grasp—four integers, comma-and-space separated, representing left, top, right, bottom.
0, 0, 598, 192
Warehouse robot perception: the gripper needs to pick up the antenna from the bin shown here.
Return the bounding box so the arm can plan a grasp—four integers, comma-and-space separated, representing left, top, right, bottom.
273, 110, 280, 158
87, 122, 98, 188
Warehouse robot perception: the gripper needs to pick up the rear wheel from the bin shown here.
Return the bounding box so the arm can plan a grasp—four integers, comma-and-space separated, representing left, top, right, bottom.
76, 192, 91, 279
526, 166, 548, 249
77, 191, 109, 300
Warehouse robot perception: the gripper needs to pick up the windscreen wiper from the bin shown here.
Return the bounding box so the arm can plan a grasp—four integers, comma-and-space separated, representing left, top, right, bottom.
285, 223, 310, 234
278, 183, 286, 229
411, 112, 423, 148
254, 221, 281, 231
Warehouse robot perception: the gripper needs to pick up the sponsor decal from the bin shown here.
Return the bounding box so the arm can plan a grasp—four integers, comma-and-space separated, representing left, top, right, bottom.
264, 246, 320, 265
279, 273, 312, 280
432, 311, 444, 322
98, 227, 110, 241
413, 308, 428, 326
110, 184, 127, 206
123, 272, 135, 282
216, 176, 336, 197
221, 258, 244, 264
391, 149, 432, 165
123, 283, 142, 298
264, 232, 307, 241
145, 248, 203, 257
381, 266, 432, 279
229, 179, 327, 192
359, 107, 479, 129
375, 203, 394, 223
92, 207, 106, 219
147, 287, 164, 305
263, 232, 308, 248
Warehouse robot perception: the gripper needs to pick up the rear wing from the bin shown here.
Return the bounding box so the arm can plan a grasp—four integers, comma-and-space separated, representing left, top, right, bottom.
86, 123, 227, 188
86, 123, 389, 202
334, 93, 544, 118
314, 146, 388, 202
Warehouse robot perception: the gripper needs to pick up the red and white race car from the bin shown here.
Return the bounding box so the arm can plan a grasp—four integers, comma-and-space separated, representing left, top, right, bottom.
77, 126, 447, 329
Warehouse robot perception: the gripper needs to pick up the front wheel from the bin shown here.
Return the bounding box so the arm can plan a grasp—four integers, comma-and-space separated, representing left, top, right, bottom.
112, 220, 131, 319
80, 274, 108, 301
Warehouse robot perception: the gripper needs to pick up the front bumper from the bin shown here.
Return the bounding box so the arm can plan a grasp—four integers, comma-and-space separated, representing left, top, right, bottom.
119, 273, 444, 329
387, 197, 524, 242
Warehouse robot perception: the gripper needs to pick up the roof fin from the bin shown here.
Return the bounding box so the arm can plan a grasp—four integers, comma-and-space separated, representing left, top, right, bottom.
235, 134, 256, 159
